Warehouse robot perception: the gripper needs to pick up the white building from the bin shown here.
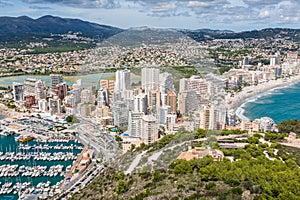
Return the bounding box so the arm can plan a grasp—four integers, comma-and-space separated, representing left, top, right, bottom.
134, 93, 148, 114
158, 106, 171, 125
115, 69, 131, 97
97, 88, 109, 106
80, 89, 94, 104
178, 90, 199, 115
50, 74, 63, 93
38, 99, 48, 112
142, 68, 160, 92
179, 76, 208, 94
270, 55, 280, 66
48, 97, 61, 115
159, 72, 174, 93
128, 111, 144, 137
111, 101, 129, 127
24, 78, 38, 96
35, 80, 47, 100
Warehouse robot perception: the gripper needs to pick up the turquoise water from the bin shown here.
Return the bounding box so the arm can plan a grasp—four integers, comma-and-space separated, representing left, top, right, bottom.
242, 82, 300, 123
0, 135, 83, 199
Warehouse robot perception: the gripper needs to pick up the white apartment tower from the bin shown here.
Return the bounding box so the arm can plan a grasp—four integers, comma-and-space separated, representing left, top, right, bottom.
178, 90, 198, 115
111, 101, 129, 127
24, 78, 38, 96
114, 69, 131, 97
134, 93, 148, 114
80, 89, 95, 104
159, 72, 174, 93
128, 111, 144, 137
142, 68, 160, 92
97, 88, 109, 106
270, 55, 280, 66
50, 74, 63, 93
35, 80, 46, 100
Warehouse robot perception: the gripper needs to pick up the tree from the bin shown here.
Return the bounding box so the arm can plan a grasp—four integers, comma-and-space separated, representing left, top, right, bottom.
115, 180, 129, 194
66, 115, 73, 123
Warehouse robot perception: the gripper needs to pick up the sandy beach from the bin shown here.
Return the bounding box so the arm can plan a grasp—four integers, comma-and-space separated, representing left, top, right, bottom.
227, 75, 300, 119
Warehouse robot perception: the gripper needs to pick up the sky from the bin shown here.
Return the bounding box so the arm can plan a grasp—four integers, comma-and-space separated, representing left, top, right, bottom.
0, 0, 299, 31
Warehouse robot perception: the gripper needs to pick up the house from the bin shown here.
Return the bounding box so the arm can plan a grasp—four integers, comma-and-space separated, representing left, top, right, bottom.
178, 147, 224, 161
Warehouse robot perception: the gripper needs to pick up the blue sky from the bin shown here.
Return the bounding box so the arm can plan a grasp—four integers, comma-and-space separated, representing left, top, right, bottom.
0, 0, 299, 31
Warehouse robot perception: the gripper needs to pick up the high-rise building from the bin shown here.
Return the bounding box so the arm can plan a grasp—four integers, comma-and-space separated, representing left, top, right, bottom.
78, 103, 95, 117
24, 95, 35, 109
206, 73, 227, 95
35, 80, 46, 100
159, 72, 174, 93
179, 76, 208, 94
24, 78, 38, 96
128, 111, 144, 137
114, 69, 131, 97
12, 82, 24, 102
142, 68, 160, 92
100, 79, 115, 94
111, 101, 129, 127
141, 115, 158, 145
148, 90, 161, 112
134, 93, 148, 114
178, 90, 198, 115
97, 88, 109, 106
226, 109, 236, 126
166, 90, 177, 114
242, 56, 249, 67
270, 55, 279, 66
55, 82, 67, 101
68, 87, 82, 107
38, 99, 48, 112
48, 97, 61, 115
158, 106, 171, 125
199, 106, 217, 130
80, 89, 95, 104
50, 74, 63, 92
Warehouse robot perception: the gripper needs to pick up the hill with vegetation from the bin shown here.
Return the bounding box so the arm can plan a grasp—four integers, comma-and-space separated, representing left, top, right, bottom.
101, 27, 195, 47
0, 15, 123, 43
181, 28, 300, 42
70, 129, 300, 199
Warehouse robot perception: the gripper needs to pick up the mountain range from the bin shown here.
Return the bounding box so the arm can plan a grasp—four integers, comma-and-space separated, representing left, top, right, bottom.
0, 15, 123, 42
0, 15, 300, 45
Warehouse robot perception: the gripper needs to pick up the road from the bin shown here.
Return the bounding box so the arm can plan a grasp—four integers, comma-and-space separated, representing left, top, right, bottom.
56, 115, 119, 198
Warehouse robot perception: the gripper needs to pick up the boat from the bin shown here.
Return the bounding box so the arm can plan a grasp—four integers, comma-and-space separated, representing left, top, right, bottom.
19, 136, 35, 143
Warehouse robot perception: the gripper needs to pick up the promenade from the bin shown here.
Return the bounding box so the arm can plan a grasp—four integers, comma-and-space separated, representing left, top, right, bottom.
227, 75, 300, 111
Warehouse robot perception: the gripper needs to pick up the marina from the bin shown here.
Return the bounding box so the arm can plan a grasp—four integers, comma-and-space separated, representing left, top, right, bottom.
0, 133, 83, 199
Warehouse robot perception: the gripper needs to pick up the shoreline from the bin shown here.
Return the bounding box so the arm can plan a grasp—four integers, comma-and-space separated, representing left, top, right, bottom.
227, 75, 300, 120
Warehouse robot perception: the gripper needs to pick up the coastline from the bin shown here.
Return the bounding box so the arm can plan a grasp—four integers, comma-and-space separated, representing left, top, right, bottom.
227, 75, 300, 120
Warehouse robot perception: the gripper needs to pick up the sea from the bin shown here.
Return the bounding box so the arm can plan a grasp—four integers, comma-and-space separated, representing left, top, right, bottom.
237, 81, 300, 123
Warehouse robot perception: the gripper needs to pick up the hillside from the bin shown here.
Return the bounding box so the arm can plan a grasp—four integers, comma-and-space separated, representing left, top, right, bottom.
181, 28, 300, 42
101, 27, 195, 47
0, 15, 123, 42
70, 130, 300, 200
